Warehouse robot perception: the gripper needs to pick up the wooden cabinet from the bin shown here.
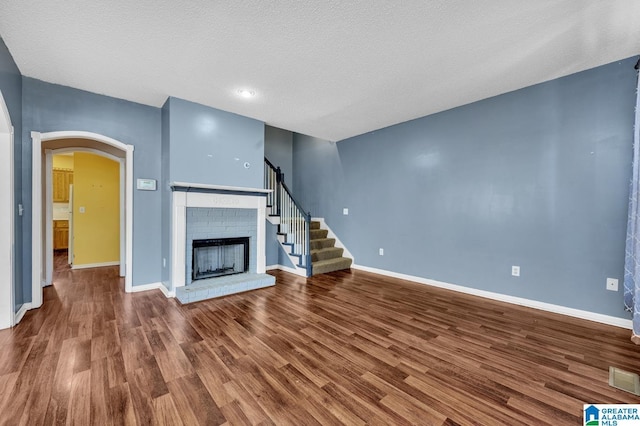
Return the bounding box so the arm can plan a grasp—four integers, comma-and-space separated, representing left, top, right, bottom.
53, 169, 73, 202
53, 220, 69, 250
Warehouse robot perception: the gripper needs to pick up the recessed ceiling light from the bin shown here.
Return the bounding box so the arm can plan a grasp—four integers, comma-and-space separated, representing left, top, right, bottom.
237, 89, 255, 98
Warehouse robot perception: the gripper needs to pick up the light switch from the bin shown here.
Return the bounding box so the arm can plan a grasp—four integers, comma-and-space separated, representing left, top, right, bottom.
343, 208, 349, 215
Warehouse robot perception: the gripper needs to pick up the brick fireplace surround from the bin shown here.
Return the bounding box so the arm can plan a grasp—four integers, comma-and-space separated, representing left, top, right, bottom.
170, 183, 275, 303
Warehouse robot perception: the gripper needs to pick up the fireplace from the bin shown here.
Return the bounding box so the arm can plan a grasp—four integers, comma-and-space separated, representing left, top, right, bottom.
192, 237, 249, 281
170, 183, 271, 291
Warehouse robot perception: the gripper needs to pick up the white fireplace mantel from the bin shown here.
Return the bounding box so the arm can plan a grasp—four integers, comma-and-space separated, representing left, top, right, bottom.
171, 182, 272, 194
170, 182, 270, 290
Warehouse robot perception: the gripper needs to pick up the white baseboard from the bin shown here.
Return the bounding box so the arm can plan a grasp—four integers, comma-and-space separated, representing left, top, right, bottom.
266, 264, 308, 277
129, 281, 175, 298
14, 303, 32, 325
72, 261, 120, 270
158, 283, 175, 298
352, 264, 633, 330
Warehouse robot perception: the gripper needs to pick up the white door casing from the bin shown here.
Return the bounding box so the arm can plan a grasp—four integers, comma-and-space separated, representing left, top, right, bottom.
68, 183, 73, 265
32, 131, 134, 310
44, 150, 53, 285
0, 90, 14, 329
119, 159, 125, 276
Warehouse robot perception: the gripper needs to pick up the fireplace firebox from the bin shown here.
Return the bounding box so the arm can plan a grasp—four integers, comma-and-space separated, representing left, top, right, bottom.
192, 237, 250, 281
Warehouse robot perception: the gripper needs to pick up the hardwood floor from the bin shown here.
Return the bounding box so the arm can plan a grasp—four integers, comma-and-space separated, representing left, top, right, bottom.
1, 257, 639, 425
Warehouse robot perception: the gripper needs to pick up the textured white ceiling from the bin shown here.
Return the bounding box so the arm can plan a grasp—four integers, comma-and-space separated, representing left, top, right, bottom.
1, 1, 639, 141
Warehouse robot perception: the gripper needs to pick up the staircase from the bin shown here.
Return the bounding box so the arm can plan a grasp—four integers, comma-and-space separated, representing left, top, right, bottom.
265, 158, 352, 277
309, 220, 352, 274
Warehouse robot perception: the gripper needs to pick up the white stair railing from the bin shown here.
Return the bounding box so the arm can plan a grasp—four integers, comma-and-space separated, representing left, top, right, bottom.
264, 158, 311, 276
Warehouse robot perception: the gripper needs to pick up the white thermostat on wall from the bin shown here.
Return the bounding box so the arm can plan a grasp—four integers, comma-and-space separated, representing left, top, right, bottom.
136, 178, 157, 191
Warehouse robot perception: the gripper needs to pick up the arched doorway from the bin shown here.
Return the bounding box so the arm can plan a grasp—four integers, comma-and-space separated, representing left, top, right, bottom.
31, 131, 134, 309
0, 90, 14, 329
46, 147, 124, 282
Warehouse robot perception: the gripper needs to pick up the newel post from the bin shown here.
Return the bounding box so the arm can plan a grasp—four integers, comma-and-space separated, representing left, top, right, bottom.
275, 167, 282, 216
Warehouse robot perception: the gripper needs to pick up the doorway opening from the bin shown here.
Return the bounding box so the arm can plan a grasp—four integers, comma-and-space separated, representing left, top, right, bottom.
31, 132, 133, 309
49, 150, 122, 276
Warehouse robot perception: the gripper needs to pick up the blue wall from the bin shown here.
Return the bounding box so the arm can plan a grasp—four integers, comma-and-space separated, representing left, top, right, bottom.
265, 125, 294, 190
266, 222, 279, 266
161, 99, 171, 289
167, 97, 264, 188
293, 57, 638, 319
265, 221, 296, 269
0, 37, 23, 311
21, 78, 163, 293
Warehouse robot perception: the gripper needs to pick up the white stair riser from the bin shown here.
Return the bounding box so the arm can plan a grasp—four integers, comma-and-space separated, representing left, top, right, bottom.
268, 207, 309, 271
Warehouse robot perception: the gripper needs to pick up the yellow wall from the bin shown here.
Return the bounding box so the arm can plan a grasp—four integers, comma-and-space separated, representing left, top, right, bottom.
73, 152, 119, 266
52, 154, 74, 170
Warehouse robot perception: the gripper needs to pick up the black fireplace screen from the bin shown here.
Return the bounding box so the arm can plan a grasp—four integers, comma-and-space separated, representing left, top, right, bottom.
192, 237, 250, 281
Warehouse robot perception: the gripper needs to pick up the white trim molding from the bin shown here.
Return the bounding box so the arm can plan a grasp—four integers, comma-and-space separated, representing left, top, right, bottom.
31, 131, 135, 314
14, 303, 31, 326
266, 264, 307, 277
119, 159, 125, 276
129, 282, 175, 298
124, 144, 134, 287
170, 182, 271, 194
352, 264, 633, 330
72, 261, 120, 270
44, 150, 53, 285
31, 132, 43, 309
0, 89, 13, 330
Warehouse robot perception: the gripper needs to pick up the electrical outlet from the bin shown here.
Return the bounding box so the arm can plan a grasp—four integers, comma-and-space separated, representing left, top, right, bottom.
343, 208, 349, 215
511, 265, 520, 277
379, 248, 384, 256
606, 278, 618, 292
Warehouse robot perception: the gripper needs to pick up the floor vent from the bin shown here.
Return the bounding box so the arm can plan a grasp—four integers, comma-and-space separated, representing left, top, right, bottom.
609, 367, 640, 396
